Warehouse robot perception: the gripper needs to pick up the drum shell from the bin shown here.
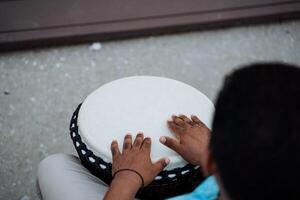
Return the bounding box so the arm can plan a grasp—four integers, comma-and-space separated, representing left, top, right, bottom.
70, 103, 205, 199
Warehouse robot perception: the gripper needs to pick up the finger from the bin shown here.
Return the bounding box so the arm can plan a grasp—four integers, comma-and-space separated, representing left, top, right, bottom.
111, 140, 120, 159
141, 137, 151, 152
153, 157, 170, 174
159, 136, 181, 153
172, 115, 186, 127
133, 132, 144, 148
191, 115, 204, 126
167, 121, 183, 135
179, 114, 193, 126
123, 134, 132, 151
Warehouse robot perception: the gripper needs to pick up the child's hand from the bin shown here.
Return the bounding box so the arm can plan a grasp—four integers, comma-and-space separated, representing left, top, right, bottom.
160, 115, 211, 166
106, 133, 169, 200
111, 133, 169, 188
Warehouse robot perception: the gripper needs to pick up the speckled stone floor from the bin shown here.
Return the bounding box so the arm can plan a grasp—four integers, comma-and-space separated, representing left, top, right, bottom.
1, 19, 300, 200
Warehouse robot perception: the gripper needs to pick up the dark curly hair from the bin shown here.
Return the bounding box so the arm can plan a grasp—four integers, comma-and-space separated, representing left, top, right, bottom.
211, 63, 300, 200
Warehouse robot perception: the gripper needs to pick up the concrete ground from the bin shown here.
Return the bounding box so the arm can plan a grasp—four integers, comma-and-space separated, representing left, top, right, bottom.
1, 19, 300, 200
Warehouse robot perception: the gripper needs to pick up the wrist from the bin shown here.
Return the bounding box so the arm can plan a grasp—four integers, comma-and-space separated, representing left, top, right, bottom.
198, 152, 206, 166
111, 171, 141, 194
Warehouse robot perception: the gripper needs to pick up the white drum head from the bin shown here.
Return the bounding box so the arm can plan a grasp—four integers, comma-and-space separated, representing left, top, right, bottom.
78, 76, 214, 170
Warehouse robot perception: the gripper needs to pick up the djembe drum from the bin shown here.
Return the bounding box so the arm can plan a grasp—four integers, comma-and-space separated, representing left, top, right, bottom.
69, 76, 214, 199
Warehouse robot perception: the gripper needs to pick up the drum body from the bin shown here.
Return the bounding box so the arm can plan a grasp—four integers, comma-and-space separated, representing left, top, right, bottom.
69, 76, 215, 199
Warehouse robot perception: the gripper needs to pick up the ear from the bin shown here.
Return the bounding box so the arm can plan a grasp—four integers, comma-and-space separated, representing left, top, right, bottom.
201, 148, 217, 176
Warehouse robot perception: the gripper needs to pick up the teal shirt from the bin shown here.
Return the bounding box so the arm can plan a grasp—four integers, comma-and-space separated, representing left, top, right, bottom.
167, 176, 219, 200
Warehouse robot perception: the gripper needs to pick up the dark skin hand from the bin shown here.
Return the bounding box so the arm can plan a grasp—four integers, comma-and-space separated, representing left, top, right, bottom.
162, 115, 223, 200
160, 115, 211, 166
104, 133, 170, 200
104, 115, 211, 200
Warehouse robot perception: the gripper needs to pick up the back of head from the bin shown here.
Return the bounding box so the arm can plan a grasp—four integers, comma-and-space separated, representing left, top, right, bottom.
211, 63, 300, 200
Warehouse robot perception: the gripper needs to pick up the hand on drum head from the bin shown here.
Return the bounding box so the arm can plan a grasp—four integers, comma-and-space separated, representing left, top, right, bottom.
160, 115, 211, 166
110, 133, 170, 189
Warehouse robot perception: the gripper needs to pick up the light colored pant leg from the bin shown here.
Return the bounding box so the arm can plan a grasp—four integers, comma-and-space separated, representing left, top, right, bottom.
38, 153, 108, 200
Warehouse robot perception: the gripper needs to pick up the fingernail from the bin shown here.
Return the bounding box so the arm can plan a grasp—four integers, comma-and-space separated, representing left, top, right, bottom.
165, 158, 170, 165
137, 132, 143, 136
159, 136, 166, 144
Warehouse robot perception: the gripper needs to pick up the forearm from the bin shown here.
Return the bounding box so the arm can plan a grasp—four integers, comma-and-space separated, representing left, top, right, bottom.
104, 173, 140, 200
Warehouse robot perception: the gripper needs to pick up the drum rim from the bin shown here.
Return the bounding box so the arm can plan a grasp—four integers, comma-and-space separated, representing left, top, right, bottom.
70, 103, 203, 185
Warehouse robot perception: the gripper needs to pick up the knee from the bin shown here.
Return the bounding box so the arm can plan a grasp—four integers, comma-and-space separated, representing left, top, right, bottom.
38, 153, 78, 180
38, 153, 69, 171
